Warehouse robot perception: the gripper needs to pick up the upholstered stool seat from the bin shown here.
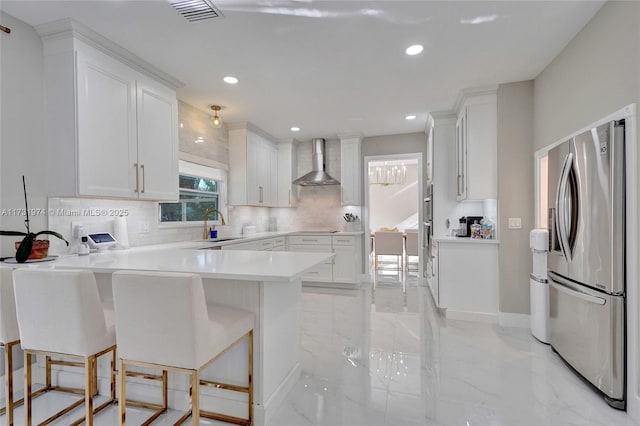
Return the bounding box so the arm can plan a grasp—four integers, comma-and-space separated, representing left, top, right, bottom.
113, 271, 255, 425
374, 231, 404, 269
12, 269, 117, 426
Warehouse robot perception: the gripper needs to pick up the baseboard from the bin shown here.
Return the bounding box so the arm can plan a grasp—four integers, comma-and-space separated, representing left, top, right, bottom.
445, 309, 497, 324
498, 312, 531, 328
260, 362, 301, 426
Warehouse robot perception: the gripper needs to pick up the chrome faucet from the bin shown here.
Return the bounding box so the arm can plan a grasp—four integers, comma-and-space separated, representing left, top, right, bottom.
203, 208, 226, 240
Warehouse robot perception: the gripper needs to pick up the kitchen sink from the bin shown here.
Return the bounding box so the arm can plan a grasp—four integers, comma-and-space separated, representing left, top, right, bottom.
197, 237, 243, 250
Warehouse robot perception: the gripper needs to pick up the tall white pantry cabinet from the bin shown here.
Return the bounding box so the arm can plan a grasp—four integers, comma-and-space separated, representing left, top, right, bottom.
38, 20, 179, 200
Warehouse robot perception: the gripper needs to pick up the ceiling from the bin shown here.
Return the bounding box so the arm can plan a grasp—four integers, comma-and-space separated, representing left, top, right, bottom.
1, 0, 604, 141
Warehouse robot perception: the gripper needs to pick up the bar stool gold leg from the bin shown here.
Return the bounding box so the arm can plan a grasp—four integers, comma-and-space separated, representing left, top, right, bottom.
24, 352, 32, 426
85, 355, 94, 426
248, 330, 254, 424
45, 356, 51, 390
5, 342, 13, 426
162, 370, 168, 411
190, 371, 200, 425
119, 359, 126, 426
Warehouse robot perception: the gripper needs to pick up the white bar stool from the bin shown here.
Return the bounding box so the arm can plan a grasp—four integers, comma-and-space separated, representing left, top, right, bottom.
112, 271, 255, 426
12, 269, 117, 426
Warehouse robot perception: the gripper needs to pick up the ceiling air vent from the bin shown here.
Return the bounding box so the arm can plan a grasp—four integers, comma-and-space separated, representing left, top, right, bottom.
169, 0, 224, 22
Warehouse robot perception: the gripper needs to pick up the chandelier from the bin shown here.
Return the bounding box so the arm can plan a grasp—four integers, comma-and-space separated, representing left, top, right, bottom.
369, 162, 407, 186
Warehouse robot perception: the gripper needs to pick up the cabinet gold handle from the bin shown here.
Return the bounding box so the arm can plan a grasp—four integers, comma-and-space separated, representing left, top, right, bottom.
141, 164, 145, 194
457, 175, 461, 196
259, 186, 263, 203
134, 163, 139, 193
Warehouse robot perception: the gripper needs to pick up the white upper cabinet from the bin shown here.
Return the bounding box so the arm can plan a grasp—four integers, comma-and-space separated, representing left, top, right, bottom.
135, 79, 179, 200
455, 89, 497, 201
75, 51, 138, 198
275, 140, 298, 207
339, 135, 362, 206
39, 21, 179, 200
228, 123, 277, 206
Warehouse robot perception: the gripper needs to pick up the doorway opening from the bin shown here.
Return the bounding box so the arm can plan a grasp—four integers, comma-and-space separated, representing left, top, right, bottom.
364, 153, 423, 293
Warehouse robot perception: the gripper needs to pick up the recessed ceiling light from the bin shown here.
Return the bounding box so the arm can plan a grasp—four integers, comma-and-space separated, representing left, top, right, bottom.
405, 44, 423, 56
290, 127, 301, 132
223, 76, 239, 84
405, 115, 417, 120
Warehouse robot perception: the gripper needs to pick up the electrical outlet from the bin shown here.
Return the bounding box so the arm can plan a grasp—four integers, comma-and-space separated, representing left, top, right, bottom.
508, 218, 522, 229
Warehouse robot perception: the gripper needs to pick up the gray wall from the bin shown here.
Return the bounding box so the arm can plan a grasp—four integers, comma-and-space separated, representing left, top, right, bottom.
497, 81, 534, 314
534, 1, 640, 150
500, 1, 640, 315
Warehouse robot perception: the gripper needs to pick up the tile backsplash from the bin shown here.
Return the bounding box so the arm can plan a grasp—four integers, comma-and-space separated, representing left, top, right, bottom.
48, 187, 360, 255
47, 197, 204, 254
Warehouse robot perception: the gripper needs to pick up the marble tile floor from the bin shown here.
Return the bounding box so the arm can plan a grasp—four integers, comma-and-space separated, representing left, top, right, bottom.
269, 282, 638, 426
2, 277, 638, 426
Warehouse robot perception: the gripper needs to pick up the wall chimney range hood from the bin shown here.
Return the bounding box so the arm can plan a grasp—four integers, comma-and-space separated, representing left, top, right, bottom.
293, 138, 340, 186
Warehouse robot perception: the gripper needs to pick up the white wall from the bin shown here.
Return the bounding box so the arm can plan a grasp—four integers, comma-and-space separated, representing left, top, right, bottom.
369, 164, 418, 231
0, 12, 48, 257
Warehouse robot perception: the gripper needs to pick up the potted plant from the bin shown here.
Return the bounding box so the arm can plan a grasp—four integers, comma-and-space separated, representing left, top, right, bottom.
0, 176, 68, 263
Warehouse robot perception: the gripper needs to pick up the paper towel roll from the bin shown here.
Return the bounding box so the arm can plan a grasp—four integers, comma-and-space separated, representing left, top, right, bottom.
529, 229, 548, 252
113, 216, 130, 249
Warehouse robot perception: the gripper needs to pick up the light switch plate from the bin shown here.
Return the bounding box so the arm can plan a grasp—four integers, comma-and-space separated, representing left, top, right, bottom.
508, 218, 522, 229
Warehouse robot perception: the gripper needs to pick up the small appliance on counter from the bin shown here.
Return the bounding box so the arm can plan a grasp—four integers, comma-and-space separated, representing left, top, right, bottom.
457, 216, 484, 238
86, 232, 117, 250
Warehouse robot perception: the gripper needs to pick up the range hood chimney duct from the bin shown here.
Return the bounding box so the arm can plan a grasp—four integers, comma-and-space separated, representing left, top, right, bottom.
293, 138, 340, 186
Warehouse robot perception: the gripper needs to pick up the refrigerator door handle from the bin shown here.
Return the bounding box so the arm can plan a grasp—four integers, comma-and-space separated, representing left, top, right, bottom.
556, 152, 574, 261
548, 271, 606, 305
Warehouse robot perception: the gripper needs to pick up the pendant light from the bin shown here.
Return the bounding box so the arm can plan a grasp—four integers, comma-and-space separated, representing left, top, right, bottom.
210, 105, 222, 128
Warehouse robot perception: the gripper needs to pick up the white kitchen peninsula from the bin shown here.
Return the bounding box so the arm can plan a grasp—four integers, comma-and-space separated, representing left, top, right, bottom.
36, 247, 334, 426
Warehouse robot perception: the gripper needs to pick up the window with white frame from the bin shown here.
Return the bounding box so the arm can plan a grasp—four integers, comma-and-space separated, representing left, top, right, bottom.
159, 161, 227, 224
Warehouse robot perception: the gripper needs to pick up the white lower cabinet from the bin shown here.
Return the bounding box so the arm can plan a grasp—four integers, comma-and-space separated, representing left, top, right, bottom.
220, 234, 362, 284
221, 236, 286, 252
288, 234, 362, 284
437, 240, 498, 320
427, 240, 439, 306
288, 236, 334, 283
332, 236, 359, 283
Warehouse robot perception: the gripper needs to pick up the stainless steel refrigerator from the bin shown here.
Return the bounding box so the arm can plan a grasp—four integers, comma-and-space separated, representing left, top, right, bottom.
547, 119, 626, 409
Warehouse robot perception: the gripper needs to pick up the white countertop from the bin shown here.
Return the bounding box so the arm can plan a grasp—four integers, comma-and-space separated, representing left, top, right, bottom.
44, 248, 334, 282
433, 236, 500, 244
